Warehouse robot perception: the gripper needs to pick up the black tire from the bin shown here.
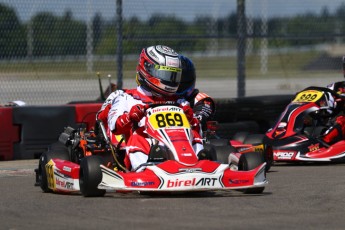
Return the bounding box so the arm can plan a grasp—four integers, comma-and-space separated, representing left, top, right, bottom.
79, 156, 106, 197
243, 134, 272, 172
214, 145, 237, 164
232, 131, 249, 143
263, 146, 273, 172
49, 141, 69, 152
243, 134, 265, 145
208, 138, 230, 147
238, 152, 265, 194
38, 147, 71, 193
200, 143, 217, 161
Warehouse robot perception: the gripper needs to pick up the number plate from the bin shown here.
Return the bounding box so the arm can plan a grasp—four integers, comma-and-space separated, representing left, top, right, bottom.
147, 106, 190, 129
292, 90, 324, 103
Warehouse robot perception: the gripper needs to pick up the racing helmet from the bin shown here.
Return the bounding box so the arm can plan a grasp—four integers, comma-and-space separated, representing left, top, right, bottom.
318, 91, 336, 117
176, 55, 196, 97
136, 45, 182, 96
326, 81, 345, 95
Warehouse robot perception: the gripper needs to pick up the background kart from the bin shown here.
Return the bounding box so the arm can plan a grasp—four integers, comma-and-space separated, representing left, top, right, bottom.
264, 86, 345, 164
204, 122, 272, 172
35, 104, 267, 196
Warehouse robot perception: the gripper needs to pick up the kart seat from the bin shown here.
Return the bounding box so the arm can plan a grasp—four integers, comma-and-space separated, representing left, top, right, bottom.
303, 126, 328, 138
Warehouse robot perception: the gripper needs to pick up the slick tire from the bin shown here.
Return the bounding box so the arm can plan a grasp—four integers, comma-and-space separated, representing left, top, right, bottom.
38, 148, 71, 193
79, 156, 106, 197
208, 138, 230, 147
199, 143, 217, 161
232, 132, 249, 143
243, 134, 272, 172
49, 141, 69, 152
214, 145, 237, 164
238, 152, 265, 194
243, 134, 265, 145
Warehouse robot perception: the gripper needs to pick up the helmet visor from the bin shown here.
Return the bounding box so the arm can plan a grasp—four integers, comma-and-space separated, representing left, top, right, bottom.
147, 64, 182, 84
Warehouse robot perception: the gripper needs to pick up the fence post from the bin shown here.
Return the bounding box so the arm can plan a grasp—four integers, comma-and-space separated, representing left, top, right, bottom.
237, 0, 246, 98
116, 0, 123, 89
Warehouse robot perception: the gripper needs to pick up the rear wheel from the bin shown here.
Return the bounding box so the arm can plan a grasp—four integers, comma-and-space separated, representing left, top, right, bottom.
243, 134, 265, 145
49, 141, 69, 152
79, 156, 106, 197
208, 138, 230, 147
38, 146, 71, 193
238, 152, 265, 194
214, 145, 237, 164
200, 143, 217, 161
232, 132, 249, 143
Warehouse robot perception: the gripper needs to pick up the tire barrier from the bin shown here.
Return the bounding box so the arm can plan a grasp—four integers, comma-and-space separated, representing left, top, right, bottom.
216, 121, 260, 140
0, 95, 293, 161
214, 95, 293, 135
0, 107, 20, 160
0, 103, 102, 161
12, 106, 77, 160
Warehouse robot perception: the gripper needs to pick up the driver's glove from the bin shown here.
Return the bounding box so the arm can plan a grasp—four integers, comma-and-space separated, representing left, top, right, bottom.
129, 104, 146, 122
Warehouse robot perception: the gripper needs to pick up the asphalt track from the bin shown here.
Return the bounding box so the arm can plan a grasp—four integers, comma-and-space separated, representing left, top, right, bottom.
1, 160, 344, 230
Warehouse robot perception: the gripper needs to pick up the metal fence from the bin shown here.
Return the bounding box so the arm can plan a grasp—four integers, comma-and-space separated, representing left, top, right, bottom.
1, 0, 345, 105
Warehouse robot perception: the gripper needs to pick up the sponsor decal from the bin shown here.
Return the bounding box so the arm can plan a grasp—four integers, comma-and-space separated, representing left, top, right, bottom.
63, 166, 71, 172
274, 150, 296, 159
148, 50, 159, 62
229, 179, 249, 184
131, 181, 155, 187
165, 86, 175, 91
156, 45, 178, 56
165, 57, 179, 67
178, 168, 202, 173
180, 153, 193, 156
237, 147, 251, 152
169, 107, 182, 112
166, 177, 218, 188
152, 107, 169, 113
55, 177, 74, 189
308, 143, 320, 152
151, 106, 181, 113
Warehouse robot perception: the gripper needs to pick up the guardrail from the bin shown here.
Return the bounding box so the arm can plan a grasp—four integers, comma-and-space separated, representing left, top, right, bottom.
0, 95, 293, 161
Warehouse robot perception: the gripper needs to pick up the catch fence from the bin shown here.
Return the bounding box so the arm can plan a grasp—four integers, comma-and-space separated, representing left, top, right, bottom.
1, 0, 345, 105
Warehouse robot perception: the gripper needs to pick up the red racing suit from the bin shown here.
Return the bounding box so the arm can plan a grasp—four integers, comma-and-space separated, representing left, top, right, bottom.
322, 115, 345, 144
322, 82, 345, 144
97, 86, 203, 170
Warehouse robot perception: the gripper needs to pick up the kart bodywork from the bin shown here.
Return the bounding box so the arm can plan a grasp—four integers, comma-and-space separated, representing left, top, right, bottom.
264, 86, 345, 163
36, 104, 267, 196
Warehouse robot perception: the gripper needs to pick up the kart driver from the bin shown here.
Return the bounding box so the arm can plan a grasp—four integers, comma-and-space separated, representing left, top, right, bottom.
97, 45, 203, 171
177, 55, 216, 132
318, 81, 345, 144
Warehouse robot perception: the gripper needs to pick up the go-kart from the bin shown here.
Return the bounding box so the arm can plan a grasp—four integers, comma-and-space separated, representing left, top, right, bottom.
203, 121, 271, 172
264, 86, 345, 164
35, 103, 267, 197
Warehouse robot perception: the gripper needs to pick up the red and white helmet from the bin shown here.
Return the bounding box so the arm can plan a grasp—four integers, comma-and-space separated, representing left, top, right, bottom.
136, 45, 182, 96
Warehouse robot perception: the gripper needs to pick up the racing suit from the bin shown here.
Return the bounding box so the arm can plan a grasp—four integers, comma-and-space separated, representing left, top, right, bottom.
97, 86, 203, 171
322, 82, 345, 144
322, 115, 345, 144
183, 88, 216, 132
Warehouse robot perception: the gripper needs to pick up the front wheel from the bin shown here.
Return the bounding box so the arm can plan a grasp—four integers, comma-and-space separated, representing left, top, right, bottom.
238, 152, 265, 194
79, 156, 106, 197
38, 147, 71, 193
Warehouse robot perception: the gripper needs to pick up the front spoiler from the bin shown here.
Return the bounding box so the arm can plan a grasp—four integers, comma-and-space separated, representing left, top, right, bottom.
98, 160, 267, 192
